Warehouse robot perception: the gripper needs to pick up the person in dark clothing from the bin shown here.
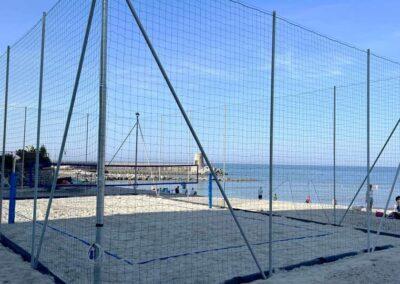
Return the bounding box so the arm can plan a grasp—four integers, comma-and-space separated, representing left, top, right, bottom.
258, 187, 263, 200
388, 196, 400, 219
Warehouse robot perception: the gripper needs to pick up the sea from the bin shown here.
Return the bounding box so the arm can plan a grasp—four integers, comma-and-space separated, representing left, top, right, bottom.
190, 164, 399, 209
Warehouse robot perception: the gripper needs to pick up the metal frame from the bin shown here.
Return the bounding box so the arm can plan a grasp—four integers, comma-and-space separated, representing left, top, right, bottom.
21, 106, 27, 189
0, 46, 10, 236
133, 112, 139, 193
31, 12, 46, 267
268, 11, 276, 276
125, 0, 267, 279
3, 1, 399, 282
34, 0, 98, 268
333, 86, 336, 224
366, 49, 371, 251
372, 161, 400, 252
94, 0, 108, 281
339, 117, 400, 225
85, 113, 89, 164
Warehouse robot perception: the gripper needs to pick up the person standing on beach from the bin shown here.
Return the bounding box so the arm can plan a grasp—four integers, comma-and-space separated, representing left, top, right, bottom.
258, 187, 263, 200
388, 196, 400, 219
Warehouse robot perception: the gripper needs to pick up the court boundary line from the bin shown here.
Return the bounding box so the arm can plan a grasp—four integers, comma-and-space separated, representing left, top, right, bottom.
168, 196, 400, 238
2, 195, 400, 283
224, 244, 394, 283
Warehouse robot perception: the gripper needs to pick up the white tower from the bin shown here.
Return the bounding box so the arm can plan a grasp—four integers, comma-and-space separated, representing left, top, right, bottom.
194, 152, 204, 169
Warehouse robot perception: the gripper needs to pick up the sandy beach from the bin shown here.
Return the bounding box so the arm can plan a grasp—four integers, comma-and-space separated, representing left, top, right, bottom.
1, 191, 399, 283
0, 242, 53, 284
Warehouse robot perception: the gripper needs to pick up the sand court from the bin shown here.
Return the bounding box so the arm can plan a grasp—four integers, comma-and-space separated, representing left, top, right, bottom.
1, 192, 400, 283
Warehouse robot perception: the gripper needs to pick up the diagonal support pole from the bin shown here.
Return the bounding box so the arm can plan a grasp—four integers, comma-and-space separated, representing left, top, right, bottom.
33, 0, 97, 267
138, 121, 155, 178
339, 117, 400, 225
372, 161, 400, 252
125, 0, 267, 279
108, 121, 137, 166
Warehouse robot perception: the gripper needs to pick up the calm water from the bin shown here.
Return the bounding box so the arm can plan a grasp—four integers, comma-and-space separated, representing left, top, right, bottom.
191, 164, 399, 208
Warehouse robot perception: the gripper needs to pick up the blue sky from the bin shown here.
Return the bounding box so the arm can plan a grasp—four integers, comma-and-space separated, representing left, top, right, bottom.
1, 0, 400, 61
0, 0, 399, 167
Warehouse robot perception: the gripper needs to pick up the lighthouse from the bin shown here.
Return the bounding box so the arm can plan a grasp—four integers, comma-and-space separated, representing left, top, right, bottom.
194, 153, 204, 169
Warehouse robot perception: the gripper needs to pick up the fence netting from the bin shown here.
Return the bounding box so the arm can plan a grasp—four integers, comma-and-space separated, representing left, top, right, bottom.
1, 15, 42, 276
368, 55, 400, 248
0, 0, 399, 283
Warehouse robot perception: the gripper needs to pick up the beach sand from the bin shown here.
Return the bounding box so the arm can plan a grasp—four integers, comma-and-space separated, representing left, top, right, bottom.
0, 191, 399, 283
0, 242, 53, 284
262, 245, 400, 284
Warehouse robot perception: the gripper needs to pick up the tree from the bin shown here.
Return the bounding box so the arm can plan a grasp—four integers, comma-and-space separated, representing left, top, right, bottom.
15, 145, 52, 169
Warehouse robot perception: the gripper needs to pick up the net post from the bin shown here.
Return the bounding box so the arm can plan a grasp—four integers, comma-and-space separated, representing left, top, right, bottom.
31, 12, 46, 267
21, 106, 27, 190
134, 112, 139, 193
366, 49, 371, 252
86, 113, 89, 164
124, 0, 267, 279
8, 157, 16, 224
94, 0, 108, 282
208, 173, 212, 209
268, 10, 276, 276
34, 0, 97, 267
333, 86, 336, 225
0, 46, 10, 236
223, 105, 227, 208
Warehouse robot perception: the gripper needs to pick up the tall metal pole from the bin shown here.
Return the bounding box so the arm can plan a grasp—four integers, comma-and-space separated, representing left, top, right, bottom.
333, 86, 336, 225
158, 115, 162, 184
34, 0, 97, 267
134, 112, 139, 193
125, 0, 266, 279
31, 12, 46, 267
268, 11, 276, 276
0, 46, 10, 235
223, 105, 227, 208
94, 0, 108, 282
86, 113, 89, 164
21, 106, 27, 189
366, 49, 371, 252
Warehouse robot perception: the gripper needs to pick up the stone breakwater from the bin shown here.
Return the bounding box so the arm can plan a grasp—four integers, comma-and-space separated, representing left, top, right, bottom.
54, 165, 256, 183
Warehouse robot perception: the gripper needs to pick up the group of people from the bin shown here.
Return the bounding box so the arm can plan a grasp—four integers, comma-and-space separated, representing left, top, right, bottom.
151, 183, 400, 220
173, 185, 197, 196
257, 187, 278, 201
152, 185, 197, 197
255, 186, 400, 221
